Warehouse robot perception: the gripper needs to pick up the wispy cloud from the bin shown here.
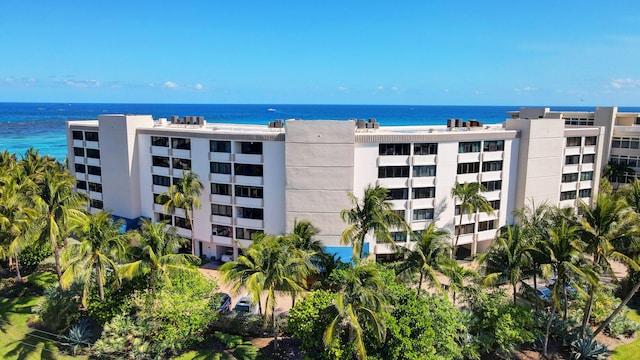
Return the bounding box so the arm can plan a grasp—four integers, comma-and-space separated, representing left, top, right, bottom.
610, 78, 640, 89
337, 86, 348, 92
194, 83, 204, 90
64, 79, 101, 87
163, 81, 179, 89
375, 85, 384, 90
2, 76, 37, 86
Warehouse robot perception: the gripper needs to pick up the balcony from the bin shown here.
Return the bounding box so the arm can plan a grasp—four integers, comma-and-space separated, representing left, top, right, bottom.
376, 178, 409, 189
411, 177, 436, 187
480, 171, 502, 182
455, 233, 475, 246
410, 198, 435, 209
86, 157, 100, 166
152, 184, 169, 193
210, 215, 233, 225
210, 194, 232, 204
75, 172, 86, 181
87, 174, 102, 183
211, 235, 233, 246
564, 147, 581, 156
150, 146, 170, 156
73, 139, 83, 147
411, 155, 437, 165
210, 173, 232, 183
74, 156, 86, 165
482, 151, 503, 162
235, 196, 263, 207
583, 145, 596, 154
152, 166, 170, 176
176, 227, 192, 238
85, 141, 99, 149
170, 149, 191, 159
235, 153, 263, 164
561, 182, 578, 192
234, 175, 263, 186
456, 173, 479, 184
89, 191, 103, 200
377, 156, 410, 167
236, 218, 264, 229
209, 152, 232, 162
458, 152, 481, 163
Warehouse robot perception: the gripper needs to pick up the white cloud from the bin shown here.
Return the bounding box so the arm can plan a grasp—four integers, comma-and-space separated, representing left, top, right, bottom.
163, 81, 179, 89
3, 77, 37, 86
611, 78, 640, 89
338, 86, 347, 92
376, 85, 384, 90
194, 83, 204, 90
65, 79, 101, 87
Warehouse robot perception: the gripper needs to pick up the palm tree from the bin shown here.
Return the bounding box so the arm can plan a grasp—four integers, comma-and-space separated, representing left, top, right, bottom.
157, 170, 203, 256
479, 224, 531, 304
323, 261, 388, 359
439, 260, 475, 305
340, 184, 407, 260
578, 194, 638, 336
617, 178, 640, 213
61, 211, 130, 306
394, 223, 451, 295
450, 181, 493, 259
118, 219, 199, 289
603, 160, 635, 185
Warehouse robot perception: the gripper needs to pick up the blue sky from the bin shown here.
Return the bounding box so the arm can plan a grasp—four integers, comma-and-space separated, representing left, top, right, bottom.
1, 1, 640, 106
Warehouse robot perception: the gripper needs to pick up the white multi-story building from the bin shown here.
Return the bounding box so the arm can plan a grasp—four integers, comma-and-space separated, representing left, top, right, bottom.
67, 106, 626, 261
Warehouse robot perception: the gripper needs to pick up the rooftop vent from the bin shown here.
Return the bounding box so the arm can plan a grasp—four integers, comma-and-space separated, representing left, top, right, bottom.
268, 119, 284, 128
170, 115, 206, 126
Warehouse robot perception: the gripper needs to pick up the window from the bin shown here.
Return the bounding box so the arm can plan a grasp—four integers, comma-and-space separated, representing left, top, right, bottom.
72, 131, 83, 140
86, 149, 100, 159
211, 204, 233, 217
412, 208, 434, 221
392, 209, 405, 219
90, 199, 104, 209
174, 216, 191, 229
483, 140, 504, 152
457, 162, 480, 174
235, 163, 263, 177
566, 137, 582, 147
212, 225, 232, 237
241, 142, 263, 154
612, 137, 640, 149
414, 143, 438, 155
379, 143, 410, 156
88, 182, 102, 193
76, 181, 87, 190
459, 141, 481, 153
235, 185, 263, 198
562, 173, 579, 183
87, 166, 101, 176
151, 136, 169, 147
156, 213, 172, 223
565, 155, 580, 165
236, 227, 263, 240
210, 140, 231, 153
85, 132, 99, 142
74, 164, 85, 173
152, 156, 170, 167
455, 223, 475, 235
172, 177, 183, 186
478, 220, 497, 232
152, 175, 170, 186
560, 191, 577, 201
455, 205, 472, 216
388, 188, 408, 200
210, 162, 231, 174
211, 183, 232, 195
585, 136, 597, 146
579, 189, 592, 198
171, 137, 191, 150
489, 200, 500, 210
412, 187, 435, 199
238, 207, 264, 220
381, 231, 407, 243
582, 154, 595, 163
378, 166, 409, 178
481, 180, 502, 191
580, 171, 594, 181
172, 158, 191, 170
482, 161, 503, 172
413, 165, 436, 177
73, 147, 84, 157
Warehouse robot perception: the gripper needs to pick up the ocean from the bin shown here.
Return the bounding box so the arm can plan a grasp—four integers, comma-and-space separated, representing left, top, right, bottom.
1, 102, 638, 160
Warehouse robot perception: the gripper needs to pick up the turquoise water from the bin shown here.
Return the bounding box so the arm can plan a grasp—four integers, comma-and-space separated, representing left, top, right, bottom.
2, 102, 638, 160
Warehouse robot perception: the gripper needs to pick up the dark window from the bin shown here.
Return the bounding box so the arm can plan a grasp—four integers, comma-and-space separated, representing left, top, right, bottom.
86, 148, 100, 159
481, 180, 502, 191
455, 223, 475, 235
560, 191, 577, 201
235, 185, 263, 198
412, 208, 434, 221
87, 166, 101, 176
238, 207, 264, 220
483, 140, 504, 152
612, 138, 622, 148
582, 154, 595, 163
585, 136, 597, 146
562, 173, 579, 183
412, 187, 435, 199
414, 143, 438, 155
152, 175, 170, 186
210, 162, 231, 174
88, 182, 102, 193
413, 165, 436, 177
172, 177, 183, 186
85, 132, 99, 142
211, 204, 233, 217
72, 131, 83, 140
388, 231, 407, 243
455, 205, 472, 216
379, 143, 410, 156
89, 199, 103, 209
212, 225, 232, 237
156, 213, 172, 223
174, 216, 191, 229
235, 163, 263, 177
478, 220, 497, 232
236, 227, 263, 240
565, 155, 580, 165
482, 161, 503, 172
151, 136, 169, 147
74, 164, 86, 173
152, 156, 170, 168
171, 137, 191, 150
581, 171, 594, 181
73, 147, 84, 156
211, 183, 232, 195
378, 166, 409, 178
457, 162, 480, 174
388, 188, 408, 200
393, 209, 405, 219
566, 137, 582, 147
241, 142, 263, 154
210, 140, 231, 153
489, 200, 500, 210
459, 141, 481, 153
76, 181, 87, 190
579, 189, 592, 198
172, 158, 191, 170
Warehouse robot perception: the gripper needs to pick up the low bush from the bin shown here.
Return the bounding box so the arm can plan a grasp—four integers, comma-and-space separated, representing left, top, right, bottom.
211, 312, 268, 338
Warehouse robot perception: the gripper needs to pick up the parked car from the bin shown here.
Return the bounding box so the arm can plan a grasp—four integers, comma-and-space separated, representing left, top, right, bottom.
214, 292, 232, 312
536, 287, 552, 300
233, 295, 257, 314
548, 278, 578, 294
220, 250, 234, 263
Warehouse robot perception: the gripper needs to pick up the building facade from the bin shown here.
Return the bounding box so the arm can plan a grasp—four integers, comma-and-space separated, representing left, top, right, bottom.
67, 107, 630, 261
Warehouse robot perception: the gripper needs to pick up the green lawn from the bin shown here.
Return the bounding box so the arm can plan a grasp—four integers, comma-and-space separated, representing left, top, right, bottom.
0, 272, 83, 360
612, 306, 640, 360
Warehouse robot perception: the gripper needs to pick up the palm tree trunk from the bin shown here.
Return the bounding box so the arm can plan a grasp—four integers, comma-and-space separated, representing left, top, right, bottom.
418, 271, 424, 297
513, 284, 517, 304
453, 210, 463, 260
51, 237, 63, 288
98, 269, 105, 301
544, 304, 557, 356
272, 302, 278, 350
188, 209, 195, 256
593, 280, 640, 338
14, 256, 23, 282
258, 294, 263, 316
358, 233, 365, 259
533, 270, 539, 311
580, 286, 595, 337
563, 285, 568, 320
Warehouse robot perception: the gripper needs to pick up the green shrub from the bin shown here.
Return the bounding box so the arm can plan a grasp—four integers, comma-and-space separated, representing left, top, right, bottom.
93, 314, 152, 359
570, 337, 609, 359
214, 331, 244, 348
607, 313, 639, 339
18, 242, 53, 275
33, 284, 83, 333
211, 312, 268, 338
